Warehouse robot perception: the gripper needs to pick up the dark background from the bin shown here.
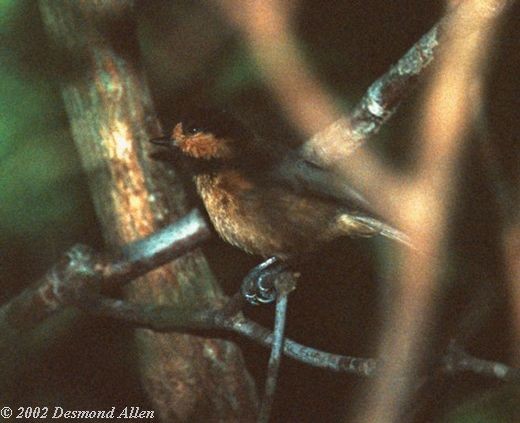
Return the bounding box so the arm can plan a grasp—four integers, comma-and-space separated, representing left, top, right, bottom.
1, 1, 519, 421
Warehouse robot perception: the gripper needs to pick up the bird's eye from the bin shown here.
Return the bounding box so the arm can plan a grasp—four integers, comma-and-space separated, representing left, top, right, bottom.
183, 119, 204, 135
188, 126, 202, 134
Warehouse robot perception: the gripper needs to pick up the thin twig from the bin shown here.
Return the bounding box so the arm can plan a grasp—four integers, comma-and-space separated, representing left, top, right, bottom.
58, 273, 378, 376
13, 245, 517, 385
258, 275, 294, 423
55, 278, 520, 385
443, 341, 520, 382
344, 24, 441, 148
229, 315, 378, 376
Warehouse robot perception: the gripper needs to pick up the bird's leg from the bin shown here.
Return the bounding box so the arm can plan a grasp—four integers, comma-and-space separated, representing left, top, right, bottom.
258, 277, 292, 422
241, 257, 294, 305
241, 259, 298, 420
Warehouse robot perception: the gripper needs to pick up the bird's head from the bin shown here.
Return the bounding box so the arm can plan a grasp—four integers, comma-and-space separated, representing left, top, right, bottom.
151, 109, 254, 164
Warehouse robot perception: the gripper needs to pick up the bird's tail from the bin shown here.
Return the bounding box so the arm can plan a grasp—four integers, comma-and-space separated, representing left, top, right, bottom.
337, 214, 417, 250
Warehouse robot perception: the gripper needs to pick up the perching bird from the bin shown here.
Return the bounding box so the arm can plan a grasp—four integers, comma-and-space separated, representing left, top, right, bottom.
151, 109, 412, 261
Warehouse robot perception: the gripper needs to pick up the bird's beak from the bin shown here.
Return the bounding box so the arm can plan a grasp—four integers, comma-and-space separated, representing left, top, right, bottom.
150, 136, 175, 147
149, 135, 183, 163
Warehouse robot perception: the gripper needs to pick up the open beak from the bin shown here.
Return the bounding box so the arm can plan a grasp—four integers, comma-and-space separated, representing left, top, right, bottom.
149, 135, 183, 163
150, 136, 173, 147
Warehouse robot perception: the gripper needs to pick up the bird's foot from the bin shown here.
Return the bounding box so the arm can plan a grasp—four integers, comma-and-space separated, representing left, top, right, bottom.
241, 257, 297, 305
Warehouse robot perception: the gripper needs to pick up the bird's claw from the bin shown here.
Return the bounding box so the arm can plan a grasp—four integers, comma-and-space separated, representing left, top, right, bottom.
242, 275, 277, 305
241, 257, 288, 305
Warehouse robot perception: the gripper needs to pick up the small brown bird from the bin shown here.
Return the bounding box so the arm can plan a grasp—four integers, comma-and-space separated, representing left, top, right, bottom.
151, 109, 412, 261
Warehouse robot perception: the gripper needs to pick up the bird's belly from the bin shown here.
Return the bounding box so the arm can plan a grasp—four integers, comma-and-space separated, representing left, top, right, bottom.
195, 173, 342, 258
197, 181, 289, 257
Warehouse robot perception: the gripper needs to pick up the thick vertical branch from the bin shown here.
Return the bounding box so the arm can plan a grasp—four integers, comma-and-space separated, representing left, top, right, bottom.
38, 2, 257, 421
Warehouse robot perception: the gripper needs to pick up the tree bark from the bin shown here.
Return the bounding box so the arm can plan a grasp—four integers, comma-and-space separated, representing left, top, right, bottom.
38, 1, 257, 421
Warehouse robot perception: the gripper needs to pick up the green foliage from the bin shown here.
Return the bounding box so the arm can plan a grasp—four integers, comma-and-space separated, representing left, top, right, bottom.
0, 0, 97, 287
1, 3, 55, 232
0, 0, 16, 26
440, 385, 520, 423
0, 73, 74, 235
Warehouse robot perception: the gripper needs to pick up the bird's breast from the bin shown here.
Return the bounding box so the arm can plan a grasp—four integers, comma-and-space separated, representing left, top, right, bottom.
194, 169, 348, 258
195, 170, 279, 256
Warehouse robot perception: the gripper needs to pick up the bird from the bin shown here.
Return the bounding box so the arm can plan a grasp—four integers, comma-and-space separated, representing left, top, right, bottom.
151, 109, 413, 262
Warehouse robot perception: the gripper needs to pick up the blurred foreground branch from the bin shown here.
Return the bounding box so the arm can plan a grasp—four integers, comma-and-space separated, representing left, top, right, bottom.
220, 0, 514, 224
219, 0, 515, 422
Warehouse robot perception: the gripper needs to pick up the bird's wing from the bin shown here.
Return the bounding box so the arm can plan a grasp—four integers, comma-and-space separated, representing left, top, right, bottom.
261, 151, 417, 249
266, 150, 376, 216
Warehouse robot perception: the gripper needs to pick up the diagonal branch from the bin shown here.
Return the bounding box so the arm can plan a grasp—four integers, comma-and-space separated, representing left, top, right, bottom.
42, 272, 520, 384
3, 210, 210, 331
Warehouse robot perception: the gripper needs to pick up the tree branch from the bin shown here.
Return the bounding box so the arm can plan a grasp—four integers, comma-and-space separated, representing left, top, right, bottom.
3, 210, 210, 330
443, 341, 520, 382
258, 274, 295, 423
29, 270, 518, 386
37, 1, 258, 420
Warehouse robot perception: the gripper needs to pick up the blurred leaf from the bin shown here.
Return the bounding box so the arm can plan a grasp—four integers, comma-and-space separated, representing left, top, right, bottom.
0, 0, 99, 289
0, 64, 79, 236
